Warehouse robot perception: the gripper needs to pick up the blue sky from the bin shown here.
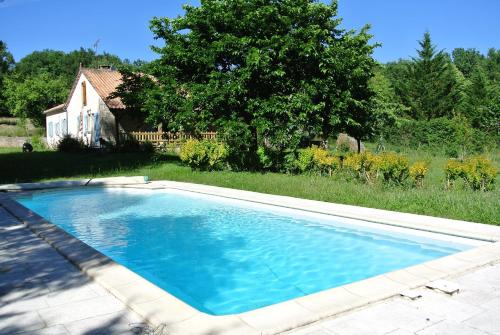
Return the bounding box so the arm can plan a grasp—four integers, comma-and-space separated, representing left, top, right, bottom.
0, 0, 499, 63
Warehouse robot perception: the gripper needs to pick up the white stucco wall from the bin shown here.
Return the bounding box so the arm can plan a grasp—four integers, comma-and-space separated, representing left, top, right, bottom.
61, 74, 114, 146
45, 111, 67, 148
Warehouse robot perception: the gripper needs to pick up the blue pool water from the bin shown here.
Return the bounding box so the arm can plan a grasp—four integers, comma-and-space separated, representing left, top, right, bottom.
18, 188, 471, 315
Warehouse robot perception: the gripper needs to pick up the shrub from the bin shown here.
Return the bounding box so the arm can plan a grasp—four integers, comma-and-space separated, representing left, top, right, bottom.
114, 138, 141, 152
257, 146, 274, 170
343, 151, 380, 184
296, 146, 340, 176
219, 121, 258, 170
295, 147, 315, 173
377, 152, 409, 185
30, 135, 46, 151
384, 117, 496, 155
140, 141, 155, 153
180, 139, 228, 170
461, 156, 497, 191
409, 161, 429, 188
57, 135, 86, 153
444, 159, 463, 189
445, 156, 497, 191
112, 138, 155, 153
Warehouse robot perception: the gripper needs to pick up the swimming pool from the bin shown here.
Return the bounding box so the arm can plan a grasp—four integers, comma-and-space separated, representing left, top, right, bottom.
18, 187, 473, 315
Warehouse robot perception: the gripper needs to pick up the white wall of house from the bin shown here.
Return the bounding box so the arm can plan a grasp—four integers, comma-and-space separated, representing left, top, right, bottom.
46, 73, 117, 148
45, 111, 67, 148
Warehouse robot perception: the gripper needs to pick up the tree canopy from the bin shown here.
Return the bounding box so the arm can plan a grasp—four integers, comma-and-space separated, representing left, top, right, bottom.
397, 32, 463, 120
1, 47, 137, 125
4, 72, 68, 126
117, 0, 379, 165
0, 41, 15, 115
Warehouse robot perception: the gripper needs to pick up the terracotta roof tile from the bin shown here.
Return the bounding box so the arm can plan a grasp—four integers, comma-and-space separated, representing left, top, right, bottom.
81, 68, 126, 109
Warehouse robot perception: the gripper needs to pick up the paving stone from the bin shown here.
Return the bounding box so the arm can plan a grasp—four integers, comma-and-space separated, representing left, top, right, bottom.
239, 300, 317, 333
479, 296, 500, 310
285, 325, 333, 335
44, 284, 100, 307
416, 320, 487, 335
406, 289, 483, 323
63, 311, 142, 335
451, 287, 499, 307
169, 313, 259, 335
426, 280, 460, 295
463, 309, 500, 335
0, 311, 46, 334
322, 300, 441, 335
385, 329, 414, 335
0, 291, 49, 313
17, 325, 70, 335
38, 295, 126, 326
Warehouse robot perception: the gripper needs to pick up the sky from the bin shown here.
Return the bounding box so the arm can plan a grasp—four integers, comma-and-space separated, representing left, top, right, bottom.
0, 0, 499, 63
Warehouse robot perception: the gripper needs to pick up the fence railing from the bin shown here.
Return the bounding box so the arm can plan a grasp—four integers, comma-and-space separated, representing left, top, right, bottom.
120, 131, 217, 146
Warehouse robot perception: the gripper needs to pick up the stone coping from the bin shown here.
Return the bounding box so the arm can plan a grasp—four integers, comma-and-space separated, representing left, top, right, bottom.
1, 179, 500, 335
0, 176, 149, 191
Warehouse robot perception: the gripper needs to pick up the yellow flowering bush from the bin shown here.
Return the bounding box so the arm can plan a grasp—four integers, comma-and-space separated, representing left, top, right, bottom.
343, 151, 380, 184
445, 156, 497, 191
461, 156, 497, 191
377, 152, 409, 185
180, 139, 228, 170
296, 146, 340, 176
444, 159, 464, 189
409, 161, 429, 188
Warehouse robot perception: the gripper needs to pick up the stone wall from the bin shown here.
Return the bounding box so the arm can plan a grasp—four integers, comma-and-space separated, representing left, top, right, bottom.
0, 136, 47, 148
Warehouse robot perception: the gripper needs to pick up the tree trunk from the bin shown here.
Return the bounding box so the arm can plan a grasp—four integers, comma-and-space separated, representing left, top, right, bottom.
356, 137, 361, 153
249, 125, 259, 153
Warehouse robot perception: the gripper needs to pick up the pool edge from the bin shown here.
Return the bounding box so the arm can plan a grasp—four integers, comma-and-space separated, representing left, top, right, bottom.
2, 179, 500, 335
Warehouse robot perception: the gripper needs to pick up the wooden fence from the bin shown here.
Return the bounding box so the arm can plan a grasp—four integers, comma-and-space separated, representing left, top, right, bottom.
120, 131, 217, 146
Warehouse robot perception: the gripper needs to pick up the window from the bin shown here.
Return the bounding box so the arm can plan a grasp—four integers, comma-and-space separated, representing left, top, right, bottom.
83, 114, 88, 133
62, 119, 67, 135
82, 81, 87, 106
48, 122, 53, 137
55, 122, 60, 136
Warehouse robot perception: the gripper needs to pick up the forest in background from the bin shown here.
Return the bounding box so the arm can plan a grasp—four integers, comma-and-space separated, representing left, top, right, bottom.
0, 31, 499, 159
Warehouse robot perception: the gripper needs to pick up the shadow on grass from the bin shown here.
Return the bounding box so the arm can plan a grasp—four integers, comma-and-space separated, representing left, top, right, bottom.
0, 150, 181, 184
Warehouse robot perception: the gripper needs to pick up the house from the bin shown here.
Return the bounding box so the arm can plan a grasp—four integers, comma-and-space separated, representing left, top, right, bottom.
43, 66, 145, 148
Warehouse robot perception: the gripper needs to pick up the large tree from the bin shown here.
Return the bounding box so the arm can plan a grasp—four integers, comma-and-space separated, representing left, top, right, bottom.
402, 32, 463, 120
13, 48, 124, 87
121, 0, 378, 164
4, 72, 68, 126
462, 54, 500, 136
0, 41, 15, 116
452, 48, 484, 79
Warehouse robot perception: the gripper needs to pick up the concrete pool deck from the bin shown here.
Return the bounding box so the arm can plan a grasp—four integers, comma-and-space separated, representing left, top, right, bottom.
0, 207, 146, 334
287, 261, 500, 335
1, 178, 500, 334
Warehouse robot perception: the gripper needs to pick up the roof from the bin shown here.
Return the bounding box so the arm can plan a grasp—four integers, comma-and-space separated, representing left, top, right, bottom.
65, 68, 126, 110
43, 104, 65, 116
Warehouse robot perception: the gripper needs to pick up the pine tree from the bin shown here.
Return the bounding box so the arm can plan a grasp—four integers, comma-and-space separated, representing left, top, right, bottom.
405, 32, 462, 120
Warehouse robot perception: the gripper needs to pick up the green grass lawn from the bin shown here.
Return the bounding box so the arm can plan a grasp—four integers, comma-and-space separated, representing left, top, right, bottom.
1, 146, 499, 225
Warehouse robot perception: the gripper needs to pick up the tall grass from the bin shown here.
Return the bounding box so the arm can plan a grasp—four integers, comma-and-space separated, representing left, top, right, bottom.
1, 146, 498, 225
